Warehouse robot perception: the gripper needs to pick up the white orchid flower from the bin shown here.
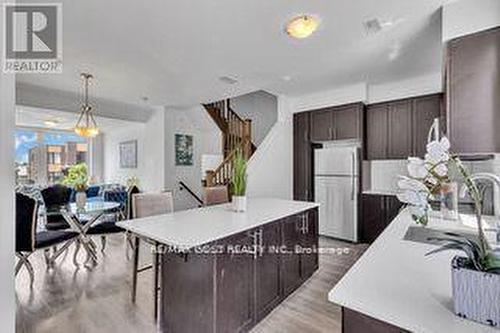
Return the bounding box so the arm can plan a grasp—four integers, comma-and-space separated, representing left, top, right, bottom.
397, 176, 429, 193
433, 163, 448, 177
425, 137, 450, 164
409, 205, 428, 220
407, 157, 427, 179
397, 188, 428, 207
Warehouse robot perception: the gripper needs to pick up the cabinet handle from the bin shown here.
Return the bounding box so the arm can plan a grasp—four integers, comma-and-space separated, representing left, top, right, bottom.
259, 230, 264, 257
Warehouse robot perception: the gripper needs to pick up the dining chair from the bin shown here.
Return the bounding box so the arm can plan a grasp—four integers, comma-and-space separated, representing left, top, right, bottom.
92, 186, 129, 252
41, 184, 72, 230
130, 191, 174, 320
15, 193, 79, 287
203, 185, 229, 206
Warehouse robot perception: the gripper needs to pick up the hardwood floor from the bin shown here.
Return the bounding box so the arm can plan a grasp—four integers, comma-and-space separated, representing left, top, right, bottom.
16, 235, 367, 333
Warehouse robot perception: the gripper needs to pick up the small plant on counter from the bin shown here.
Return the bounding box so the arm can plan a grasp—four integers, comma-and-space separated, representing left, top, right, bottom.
231, 149, 248, 212
232, 149, 247, 197
62, 163, 89, 192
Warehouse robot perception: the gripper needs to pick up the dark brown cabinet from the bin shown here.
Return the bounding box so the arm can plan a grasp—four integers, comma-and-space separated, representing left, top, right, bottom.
161, 209, 319, 333
388, 100, 413, 159
366, 94, 442, 160
299, 209, 319, 279
293, 113, 313, 201
446, 27, 500, 153
281, 215, 303, 297
360, 194, 403, 243
310, 103, 364, 142
254, 222, 281, 321
412, 94, 442, 157
366, 104, 389, 160
216, 232, 255, 333
281, 209, 319, 297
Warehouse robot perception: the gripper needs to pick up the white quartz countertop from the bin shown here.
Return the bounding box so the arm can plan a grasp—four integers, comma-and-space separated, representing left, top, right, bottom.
328, 209, 498, 333
117, 198, 319, 249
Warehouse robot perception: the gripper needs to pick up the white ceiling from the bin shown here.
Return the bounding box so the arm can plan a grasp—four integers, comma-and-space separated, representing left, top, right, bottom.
17, 0, 452, 108
16, 105, 137, 132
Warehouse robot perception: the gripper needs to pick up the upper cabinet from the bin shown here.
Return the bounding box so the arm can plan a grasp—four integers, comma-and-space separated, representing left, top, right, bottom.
366, 94, 442, 160
446, 27, 500, 154
310, 103, 364, 142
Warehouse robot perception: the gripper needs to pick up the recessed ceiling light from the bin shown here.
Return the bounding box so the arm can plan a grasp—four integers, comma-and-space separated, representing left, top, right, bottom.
44, 119, 58, 127
219, 76, 238, 85
282, 75, 292, 82
286, 15, 320, 39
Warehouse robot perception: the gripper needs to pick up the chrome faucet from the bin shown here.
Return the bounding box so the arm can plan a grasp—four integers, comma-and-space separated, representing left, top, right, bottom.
459, 173, 500, 244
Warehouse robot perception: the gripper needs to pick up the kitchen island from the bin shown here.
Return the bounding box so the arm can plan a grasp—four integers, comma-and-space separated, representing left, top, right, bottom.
328, 208, 498, 333
118, 198, 319, 333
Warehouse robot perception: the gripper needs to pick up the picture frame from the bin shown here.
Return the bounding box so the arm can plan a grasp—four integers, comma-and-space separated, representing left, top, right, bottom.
119, 140, 137, 168
175, 134, 193, 166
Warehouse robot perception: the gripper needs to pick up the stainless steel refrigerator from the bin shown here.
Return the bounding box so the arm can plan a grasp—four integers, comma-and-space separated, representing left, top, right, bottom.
314, 144, 359, 242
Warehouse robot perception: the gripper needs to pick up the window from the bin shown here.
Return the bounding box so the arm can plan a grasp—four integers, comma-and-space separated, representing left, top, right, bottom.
15, 129, 90, 185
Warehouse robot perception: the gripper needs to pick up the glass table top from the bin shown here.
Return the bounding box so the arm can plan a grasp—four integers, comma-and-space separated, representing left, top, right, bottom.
63, 201, 121, 214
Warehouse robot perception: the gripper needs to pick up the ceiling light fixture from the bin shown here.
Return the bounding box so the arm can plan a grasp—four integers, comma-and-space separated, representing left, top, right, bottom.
74, 73, 99, 138
44, 119, 58, 127
286, 15, 320, 39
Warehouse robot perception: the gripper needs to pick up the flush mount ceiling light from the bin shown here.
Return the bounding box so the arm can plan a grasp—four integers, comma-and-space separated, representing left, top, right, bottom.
74, 73, 99, 138
44, 119, 59, 127
286, 15, 320, 39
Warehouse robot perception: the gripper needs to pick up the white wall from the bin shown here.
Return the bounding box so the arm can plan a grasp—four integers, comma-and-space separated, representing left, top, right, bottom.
368, 72, 443, 104
443, 0, 500, 41
246, 96, 293, 199
164, 105, 222, 211
289, 83, 367, 113
103, 108, 165, 192
231, 91, 278, 146
0, 19, 15, 331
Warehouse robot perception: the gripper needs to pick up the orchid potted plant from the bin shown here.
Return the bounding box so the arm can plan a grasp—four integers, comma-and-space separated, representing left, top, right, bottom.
397, 136, 500, 326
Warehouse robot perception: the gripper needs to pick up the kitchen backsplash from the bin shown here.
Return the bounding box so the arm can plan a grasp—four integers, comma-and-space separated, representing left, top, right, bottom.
363, 155, 500, 197
363, 160, 408, 193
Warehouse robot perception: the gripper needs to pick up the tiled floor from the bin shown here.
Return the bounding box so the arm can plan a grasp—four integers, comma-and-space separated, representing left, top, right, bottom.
16, 235, 367, 333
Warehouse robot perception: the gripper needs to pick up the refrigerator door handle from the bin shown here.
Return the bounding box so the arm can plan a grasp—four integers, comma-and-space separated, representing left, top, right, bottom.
351, 152, 355, 201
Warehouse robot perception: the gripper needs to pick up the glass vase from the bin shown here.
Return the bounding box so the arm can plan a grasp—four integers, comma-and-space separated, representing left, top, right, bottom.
440, 182, 459, 220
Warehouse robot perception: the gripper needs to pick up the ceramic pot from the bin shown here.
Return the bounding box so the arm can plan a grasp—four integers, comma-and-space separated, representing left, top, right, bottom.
451, 256, 500, 327
75, 191, 87, 210
233, 196, 247, 212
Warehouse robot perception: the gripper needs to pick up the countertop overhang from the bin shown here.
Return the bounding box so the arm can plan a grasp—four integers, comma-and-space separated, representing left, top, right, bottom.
328, 209, 498, 333
117, 198, 319, 249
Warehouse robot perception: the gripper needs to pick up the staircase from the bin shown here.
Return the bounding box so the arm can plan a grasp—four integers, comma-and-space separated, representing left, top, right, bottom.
203, 99, 256, 187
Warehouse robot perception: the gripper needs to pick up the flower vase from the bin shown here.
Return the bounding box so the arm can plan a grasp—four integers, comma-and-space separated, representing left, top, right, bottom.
75, 191, 87, 210
233, 196, 247, 212
440, 182, 458, 220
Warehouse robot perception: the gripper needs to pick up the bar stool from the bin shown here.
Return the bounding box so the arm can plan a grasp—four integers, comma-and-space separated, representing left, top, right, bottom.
203, 185, 229, 206
130, 191, 174, 320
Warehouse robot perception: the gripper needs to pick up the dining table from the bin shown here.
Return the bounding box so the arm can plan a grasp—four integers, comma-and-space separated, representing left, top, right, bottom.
59, 201, 121, 265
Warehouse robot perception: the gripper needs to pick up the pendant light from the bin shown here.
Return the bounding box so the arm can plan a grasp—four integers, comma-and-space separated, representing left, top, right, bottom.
74, 73, 99, 138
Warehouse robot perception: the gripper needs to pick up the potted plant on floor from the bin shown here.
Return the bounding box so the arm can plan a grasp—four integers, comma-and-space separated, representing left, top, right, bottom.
397, 137, 500, 327
232, 149, 247, 212
63, 163, 89, 210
